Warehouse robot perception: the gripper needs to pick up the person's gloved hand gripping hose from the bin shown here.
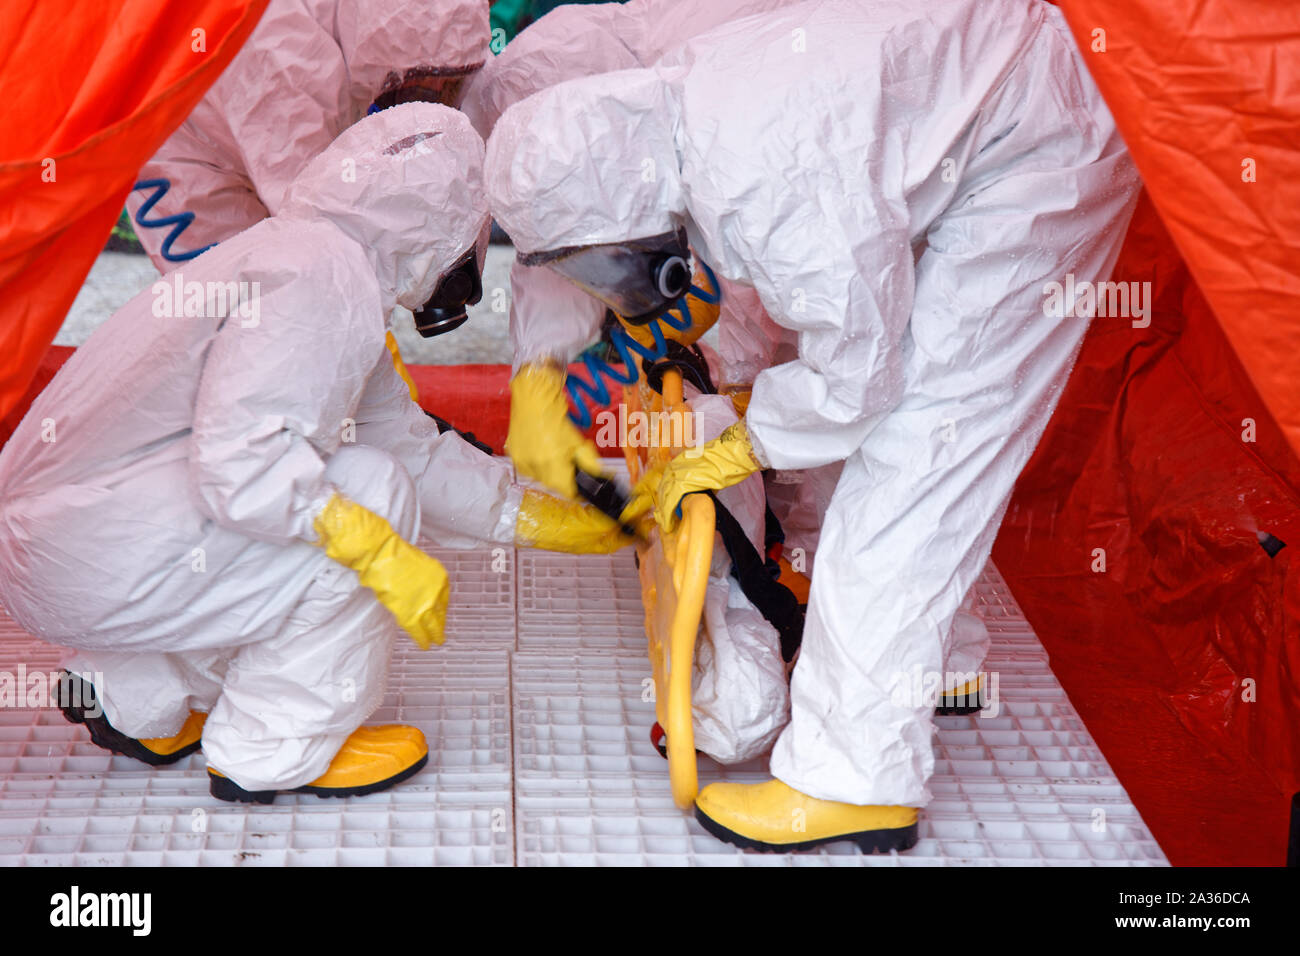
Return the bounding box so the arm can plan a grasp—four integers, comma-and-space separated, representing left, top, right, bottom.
506, 361, 604, 498
652, 420, 766, 534
513, 489, 650, 553
314, 493, 450, 649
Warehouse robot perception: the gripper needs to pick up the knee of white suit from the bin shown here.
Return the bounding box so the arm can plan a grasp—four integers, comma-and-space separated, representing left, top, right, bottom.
192, 446, 417, 790
323, 444, 419, 542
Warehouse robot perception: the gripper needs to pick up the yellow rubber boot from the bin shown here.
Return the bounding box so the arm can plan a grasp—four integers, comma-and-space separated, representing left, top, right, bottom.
694, 778, 919, 853
936, 675, 985, 715
208, 725, 429, 804
139, 711, 207, 760
59, 670, 206, 766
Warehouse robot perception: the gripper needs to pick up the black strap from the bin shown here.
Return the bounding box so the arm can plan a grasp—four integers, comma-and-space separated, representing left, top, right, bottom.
703, 491, 805, 662
642, 348, 802, 659
644, 342, 716, 396
761, 501, 785, 561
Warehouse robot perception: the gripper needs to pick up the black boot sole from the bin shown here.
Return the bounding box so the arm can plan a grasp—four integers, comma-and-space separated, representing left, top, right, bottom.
59, 672, 200, 766
694, 806, 919, 854
935, 690, 987, 717
935, 702, 984, 716
208, 754, 429, 805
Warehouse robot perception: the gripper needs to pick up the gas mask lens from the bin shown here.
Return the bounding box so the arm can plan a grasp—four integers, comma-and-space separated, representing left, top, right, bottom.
655, 255, 690, 300
413, 250, 482, 338
543, 231, 692, 324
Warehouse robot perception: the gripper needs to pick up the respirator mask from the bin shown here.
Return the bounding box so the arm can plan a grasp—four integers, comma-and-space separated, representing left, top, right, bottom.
412, 249, 483, 337
533, 229, 692, 325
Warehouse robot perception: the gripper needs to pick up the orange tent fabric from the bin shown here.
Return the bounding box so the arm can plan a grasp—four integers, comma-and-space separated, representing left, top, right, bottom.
994, 194, 1300, 865
0, 0, 268, 421
1054, 1, 1300, 456
991, 3, 1300, 864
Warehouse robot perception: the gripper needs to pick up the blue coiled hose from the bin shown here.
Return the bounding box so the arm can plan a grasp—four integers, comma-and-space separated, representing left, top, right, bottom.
131, 178, 216, 263
565, 261, 721, 428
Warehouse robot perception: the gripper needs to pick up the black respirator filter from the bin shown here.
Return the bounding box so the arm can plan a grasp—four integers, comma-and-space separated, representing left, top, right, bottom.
413, 251, 482, 338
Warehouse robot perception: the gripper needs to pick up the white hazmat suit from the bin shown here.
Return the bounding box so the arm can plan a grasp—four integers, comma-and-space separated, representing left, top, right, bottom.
486, 0, 1141, 806
0, 104, 524, 792
126, 0, 490, 271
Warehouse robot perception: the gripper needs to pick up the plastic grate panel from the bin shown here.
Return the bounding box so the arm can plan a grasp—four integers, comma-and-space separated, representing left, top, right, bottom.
517, 551, 647, 651
1, 548, 1167, 866
511, 563, 1168, 866
0, 609, 513, 867
515, 456, 647, 652
420, 543, 516, 645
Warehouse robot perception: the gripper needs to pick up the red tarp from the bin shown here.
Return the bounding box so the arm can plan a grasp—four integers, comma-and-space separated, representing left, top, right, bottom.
992, 2, 1300, 865
0, 0, 269, 422
3, 355, 617, 458
406, 362, 622, 454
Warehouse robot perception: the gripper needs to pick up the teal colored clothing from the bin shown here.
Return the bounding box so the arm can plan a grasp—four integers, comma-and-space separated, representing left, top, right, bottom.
490, 0, 622, 46
489, 0, 529, 45
529, 0, 611, 19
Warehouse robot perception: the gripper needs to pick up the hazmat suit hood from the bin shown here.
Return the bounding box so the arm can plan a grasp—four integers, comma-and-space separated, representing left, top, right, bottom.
460, 0, 800, 139
485, 68, 685, 258
333, 0, 490, 117
280, 102, 489, 316
459, 1, 641, 139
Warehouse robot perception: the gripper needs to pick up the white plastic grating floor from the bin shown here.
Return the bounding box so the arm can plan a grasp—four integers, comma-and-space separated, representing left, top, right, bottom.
0, 545, 1167, 866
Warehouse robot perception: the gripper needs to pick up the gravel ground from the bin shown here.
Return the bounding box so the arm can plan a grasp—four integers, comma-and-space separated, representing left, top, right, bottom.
58, 243, 517, 365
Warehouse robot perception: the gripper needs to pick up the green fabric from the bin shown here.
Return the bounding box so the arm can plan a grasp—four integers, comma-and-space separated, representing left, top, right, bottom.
490, 0, 625, 47
529, 0, 611, 19
489, 0, 530, 45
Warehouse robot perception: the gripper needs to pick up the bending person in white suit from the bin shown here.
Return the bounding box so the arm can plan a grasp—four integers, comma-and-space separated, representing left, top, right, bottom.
485, 0, 1140, 851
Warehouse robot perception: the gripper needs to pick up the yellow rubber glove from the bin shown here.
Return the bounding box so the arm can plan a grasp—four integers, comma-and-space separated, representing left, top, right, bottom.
513, 488, 646, 554
506, 362, 604, 499
656, 421, 765, 534
620, 462, 666, 527
313, 493, 449, 649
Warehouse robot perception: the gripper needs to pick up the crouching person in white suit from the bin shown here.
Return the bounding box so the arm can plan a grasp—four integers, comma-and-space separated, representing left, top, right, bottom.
0, 104, 635, 803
